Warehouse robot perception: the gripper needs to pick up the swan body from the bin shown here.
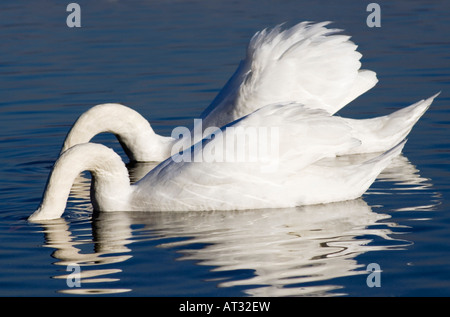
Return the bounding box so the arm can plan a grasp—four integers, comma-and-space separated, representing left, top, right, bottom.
30, 103, 405, 222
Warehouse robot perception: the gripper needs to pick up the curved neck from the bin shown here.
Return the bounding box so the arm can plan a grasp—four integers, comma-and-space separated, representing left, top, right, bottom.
61, 103, 174, 162
29, 143, 132, 222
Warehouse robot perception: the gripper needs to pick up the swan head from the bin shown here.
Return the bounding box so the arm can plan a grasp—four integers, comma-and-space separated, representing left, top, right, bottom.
29, 143, 132, 222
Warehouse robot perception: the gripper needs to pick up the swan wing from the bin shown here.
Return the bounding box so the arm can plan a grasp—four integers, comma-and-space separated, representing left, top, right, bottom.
134, 103, 361, 210
200, 22, 377, 129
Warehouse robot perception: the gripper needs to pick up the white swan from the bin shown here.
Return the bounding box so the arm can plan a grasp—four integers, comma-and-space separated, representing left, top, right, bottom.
29, 103, 405, 222
59, 21, 437, 162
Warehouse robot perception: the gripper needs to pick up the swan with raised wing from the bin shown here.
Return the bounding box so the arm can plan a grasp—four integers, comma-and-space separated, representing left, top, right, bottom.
29, 103, 406, 221
59, 22, 437, 162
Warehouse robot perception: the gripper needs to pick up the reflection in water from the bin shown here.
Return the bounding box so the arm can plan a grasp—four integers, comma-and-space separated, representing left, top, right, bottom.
145, 200, 395, 296
40, 215, 133, 295
369, 155, 441, 212
35, 154, 438, 296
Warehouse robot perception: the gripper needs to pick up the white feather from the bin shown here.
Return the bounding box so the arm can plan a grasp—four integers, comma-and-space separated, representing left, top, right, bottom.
200, 21, 378, 129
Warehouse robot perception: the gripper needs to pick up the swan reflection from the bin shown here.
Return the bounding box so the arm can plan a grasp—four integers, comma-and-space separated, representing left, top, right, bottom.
39, 215, 133, 295
35, 154, 438, 296
146, 200, 395, 296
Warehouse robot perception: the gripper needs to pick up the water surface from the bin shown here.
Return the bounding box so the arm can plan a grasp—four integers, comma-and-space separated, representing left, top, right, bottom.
0, 0, 449, 296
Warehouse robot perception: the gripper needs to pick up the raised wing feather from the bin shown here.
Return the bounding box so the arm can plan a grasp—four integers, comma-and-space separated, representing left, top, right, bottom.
200, 22, 377, 130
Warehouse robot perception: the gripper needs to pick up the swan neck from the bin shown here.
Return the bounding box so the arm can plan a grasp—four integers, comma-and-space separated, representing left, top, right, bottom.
29, 143, 131, 222
61, 103, 172, 162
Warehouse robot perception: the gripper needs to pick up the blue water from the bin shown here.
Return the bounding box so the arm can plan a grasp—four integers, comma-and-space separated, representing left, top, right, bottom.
1, 0, 449, 297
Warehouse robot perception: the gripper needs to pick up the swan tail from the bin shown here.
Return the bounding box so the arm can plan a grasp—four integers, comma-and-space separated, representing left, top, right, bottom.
376, 93, 438, 143
382, 93, 438, 131
343, 93, 438, 154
